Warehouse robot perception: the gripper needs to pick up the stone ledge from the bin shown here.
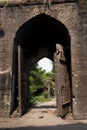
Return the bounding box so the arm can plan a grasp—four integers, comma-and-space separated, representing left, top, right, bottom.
0, 0, 76, 7
73, 113, 87, 119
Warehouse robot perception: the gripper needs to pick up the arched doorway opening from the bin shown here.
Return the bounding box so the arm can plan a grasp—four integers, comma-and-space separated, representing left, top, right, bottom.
28, 58, 56, 107
11, 13, 71, 117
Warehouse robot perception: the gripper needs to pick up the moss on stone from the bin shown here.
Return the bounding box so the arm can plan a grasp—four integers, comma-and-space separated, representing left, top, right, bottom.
0, 20, 2, 26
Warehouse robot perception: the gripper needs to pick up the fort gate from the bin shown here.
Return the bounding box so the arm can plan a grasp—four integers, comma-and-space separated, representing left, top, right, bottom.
0, 0, 87, 119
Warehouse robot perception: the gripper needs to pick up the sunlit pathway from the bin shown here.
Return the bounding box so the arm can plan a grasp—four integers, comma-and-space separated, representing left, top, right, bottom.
0, 99, 87, 130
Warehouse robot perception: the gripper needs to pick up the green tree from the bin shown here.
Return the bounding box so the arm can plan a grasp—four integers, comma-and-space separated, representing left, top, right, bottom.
29, 61, 55, 106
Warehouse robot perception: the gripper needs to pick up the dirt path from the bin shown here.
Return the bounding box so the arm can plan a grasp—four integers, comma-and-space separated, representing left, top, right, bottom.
0, 98, 87, 130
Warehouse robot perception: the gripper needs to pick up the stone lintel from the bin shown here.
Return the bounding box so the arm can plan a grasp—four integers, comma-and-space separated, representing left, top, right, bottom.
0, 0, 76, 7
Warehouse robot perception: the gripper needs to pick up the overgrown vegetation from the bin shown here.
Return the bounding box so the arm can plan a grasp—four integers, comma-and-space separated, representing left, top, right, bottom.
78, 0, 87, 8
79, 0, 87, 4
29, 61, 55, 106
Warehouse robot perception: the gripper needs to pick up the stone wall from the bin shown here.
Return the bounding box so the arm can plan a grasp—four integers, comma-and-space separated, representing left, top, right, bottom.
0, 2, 87, 119
0, 70, 11, 117
71, 8, 87, 119
0, 0, 76, 6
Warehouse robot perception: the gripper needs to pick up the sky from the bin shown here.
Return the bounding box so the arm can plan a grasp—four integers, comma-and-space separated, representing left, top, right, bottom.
38, 58, 53, 72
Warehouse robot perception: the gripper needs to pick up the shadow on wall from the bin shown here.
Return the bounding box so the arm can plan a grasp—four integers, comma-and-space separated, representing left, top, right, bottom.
0, 29, 5, 38
1, 123, 87, 130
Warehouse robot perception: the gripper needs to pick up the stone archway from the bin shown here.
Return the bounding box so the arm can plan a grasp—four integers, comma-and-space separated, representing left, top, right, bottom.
11, 13, 71, 117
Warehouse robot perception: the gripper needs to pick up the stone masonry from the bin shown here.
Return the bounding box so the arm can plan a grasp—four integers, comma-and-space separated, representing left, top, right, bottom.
0, 0, 87, 119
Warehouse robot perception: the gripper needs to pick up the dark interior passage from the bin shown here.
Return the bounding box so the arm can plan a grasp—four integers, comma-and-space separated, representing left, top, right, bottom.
16, 13, 70, 60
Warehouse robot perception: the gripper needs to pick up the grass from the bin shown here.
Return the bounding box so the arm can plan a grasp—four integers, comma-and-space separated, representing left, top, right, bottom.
29, 95, 53, 106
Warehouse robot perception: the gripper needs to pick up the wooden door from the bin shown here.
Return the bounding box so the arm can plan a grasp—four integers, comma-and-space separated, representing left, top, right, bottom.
18, 45, 29, 116
54, 44, 71, 117
18, 45, 22, 116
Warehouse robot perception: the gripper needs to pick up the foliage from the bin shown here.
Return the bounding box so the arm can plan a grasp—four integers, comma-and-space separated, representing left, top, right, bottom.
79, 0, 87, 5
78, 0, 87, 8
29, 62, 55, 106
35, 95, 52, 103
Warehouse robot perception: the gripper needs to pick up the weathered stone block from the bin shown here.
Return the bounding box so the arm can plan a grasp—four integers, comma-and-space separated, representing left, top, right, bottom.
0, 70, 11, 117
